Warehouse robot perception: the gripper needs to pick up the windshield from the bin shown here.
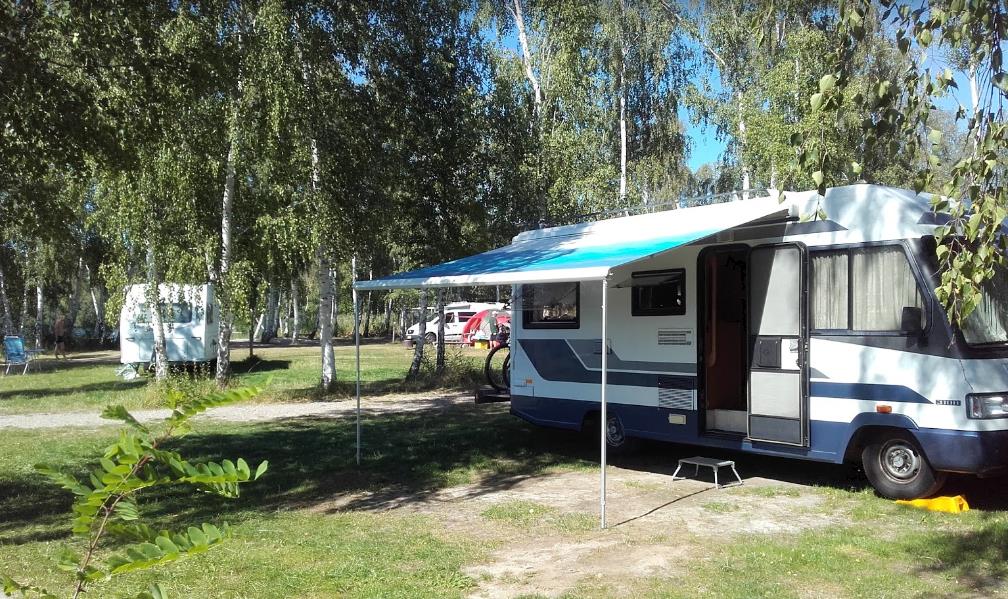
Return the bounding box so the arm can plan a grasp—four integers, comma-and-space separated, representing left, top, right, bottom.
961, 265, 1008, 346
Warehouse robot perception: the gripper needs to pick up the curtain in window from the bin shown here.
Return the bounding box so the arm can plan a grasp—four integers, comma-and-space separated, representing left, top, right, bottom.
811, 252, 848, 329
852, 247, 923, 331
962, 267, 1008, 344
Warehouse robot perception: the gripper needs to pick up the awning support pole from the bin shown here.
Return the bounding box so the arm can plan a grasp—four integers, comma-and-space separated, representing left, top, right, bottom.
600, 275, 609, 530
353, 257, 361, 466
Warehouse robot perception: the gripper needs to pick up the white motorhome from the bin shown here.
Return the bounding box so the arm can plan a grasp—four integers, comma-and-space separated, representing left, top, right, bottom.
406, 302, 505, 344
357, 185, 1008, 500
120, 283, 219, 366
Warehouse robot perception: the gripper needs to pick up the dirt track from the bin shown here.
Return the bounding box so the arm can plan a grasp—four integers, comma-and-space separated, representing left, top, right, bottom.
0, 391, 472, 429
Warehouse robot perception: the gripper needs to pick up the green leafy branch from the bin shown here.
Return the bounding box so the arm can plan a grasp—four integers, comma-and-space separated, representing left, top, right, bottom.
3, 387, 268, 599
796, 0, 1008, 324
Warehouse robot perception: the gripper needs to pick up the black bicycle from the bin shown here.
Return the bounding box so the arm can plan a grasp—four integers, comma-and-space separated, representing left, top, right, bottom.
484, 342, 510, 393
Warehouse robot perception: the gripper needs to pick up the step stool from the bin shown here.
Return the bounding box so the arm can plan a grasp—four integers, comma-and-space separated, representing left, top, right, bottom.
672, 456, 743, 489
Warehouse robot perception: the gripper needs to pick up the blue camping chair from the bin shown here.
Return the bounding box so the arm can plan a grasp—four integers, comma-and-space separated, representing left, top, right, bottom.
3, 336, 43, 375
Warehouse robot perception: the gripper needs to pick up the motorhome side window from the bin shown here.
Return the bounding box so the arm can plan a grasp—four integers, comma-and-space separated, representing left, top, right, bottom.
811, 246, 926, 332
522, 282, 579, 329
631, 269, 685, 316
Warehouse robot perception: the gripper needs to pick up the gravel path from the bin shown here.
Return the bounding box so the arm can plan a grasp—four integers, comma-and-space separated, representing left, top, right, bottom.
0, 392, 473, 430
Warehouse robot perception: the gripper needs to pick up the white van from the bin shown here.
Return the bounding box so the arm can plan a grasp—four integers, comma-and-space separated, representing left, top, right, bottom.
120, 283, 219, 365
406, 302, 505, 344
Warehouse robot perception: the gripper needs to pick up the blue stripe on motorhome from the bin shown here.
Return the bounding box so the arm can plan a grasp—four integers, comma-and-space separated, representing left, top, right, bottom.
810, 382, 932, 404
511, 395, 1007, 473
519, 339, 696, 386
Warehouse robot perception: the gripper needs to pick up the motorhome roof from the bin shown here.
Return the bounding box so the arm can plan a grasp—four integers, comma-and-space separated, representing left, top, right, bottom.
511, 184, 936, 245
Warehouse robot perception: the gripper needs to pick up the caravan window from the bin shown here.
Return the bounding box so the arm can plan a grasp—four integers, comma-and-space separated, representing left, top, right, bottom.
811, 245, 926, 332
522, 283, 579, 329
631, 269, 686, 316
133, 302, 193, 325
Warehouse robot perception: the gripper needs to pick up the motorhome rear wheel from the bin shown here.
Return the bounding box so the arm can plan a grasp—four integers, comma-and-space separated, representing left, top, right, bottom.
605, 414, 641, 456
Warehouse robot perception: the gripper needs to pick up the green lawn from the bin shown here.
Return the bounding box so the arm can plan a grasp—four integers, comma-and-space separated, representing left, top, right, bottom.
0, 402, 593, 597
0, 341, 485, 415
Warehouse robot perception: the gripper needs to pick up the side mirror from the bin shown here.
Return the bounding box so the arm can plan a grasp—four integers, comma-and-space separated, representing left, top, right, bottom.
901, 307, 924, 336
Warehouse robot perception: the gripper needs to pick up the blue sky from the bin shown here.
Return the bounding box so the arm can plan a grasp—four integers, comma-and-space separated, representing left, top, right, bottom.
685, 119, 725, 171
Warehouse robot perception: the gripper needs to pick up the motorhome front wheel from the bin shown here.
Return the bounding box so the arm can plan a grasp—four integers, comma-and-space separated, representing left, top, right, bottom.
861, 432, 946, 500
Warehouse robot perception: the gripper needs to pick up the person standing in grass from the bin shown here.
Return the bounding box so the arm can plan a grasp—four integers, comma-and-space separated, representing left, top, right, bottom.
53, 312, 68, 359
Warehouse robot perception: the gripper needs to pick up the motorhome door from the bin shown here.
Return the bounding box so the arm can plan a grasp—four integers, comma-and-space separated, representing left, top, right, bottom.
747, 244, 808, 446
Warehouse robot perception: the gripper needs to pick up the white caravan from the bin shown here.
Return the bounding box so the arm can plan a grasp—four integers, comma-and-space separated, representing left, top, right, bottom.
357, 185, 1008, 500
120, 283, 219, 366
406, 302, 505, 344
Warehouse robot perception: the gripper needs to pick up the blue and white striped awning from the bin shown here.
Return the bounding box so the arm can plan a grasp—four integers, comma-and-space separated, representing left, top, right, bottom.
355, 197, 788, 290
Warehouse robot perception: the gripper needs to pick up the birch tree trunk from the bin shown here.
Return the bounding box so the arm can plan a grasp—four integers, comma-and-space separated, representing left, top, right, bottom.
216, 121, 238, 387
0, 264, 14, 335
618, 2, 628, 205
435, 289, 446, 375
263, 284, 278, 342
330, 267, 338, 334
510, 0, 542, 113
19, 281, 28, 336
146, 245, 169, 381
85, 264, 106, 340
35, 281, 43, 348
737, 92, 750, 199
90, 286, 106, 340
291, 276, 301, 343
68, 257, 83, 327
253, 311, 266, 342
406, 290, 427, 380
383, 295, 393, 339
317, 244, 336, 391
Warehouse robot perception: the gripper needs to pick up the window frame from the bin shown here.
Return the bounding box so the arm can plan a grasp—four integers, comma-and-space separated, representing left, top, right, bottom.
522, 282, 581, 329
809, 241, 933, 337
630, 268, 687, 317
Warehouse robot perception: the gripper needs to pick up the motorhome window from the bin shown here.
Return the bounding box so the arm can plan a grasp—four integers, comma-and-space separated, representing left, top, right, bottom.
811, 252, 849, 329
631, 269, 685, 316
961, 265, 1008, 345
811, 246, 925, 332
522, 283, 579, 329
851, 247, 925, 331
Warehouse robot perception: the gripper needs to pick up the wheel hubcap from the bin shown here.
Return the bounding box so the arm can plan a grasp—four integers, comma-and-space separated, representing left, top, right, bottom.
606, 417, 624, 446
880, 440, 921, 481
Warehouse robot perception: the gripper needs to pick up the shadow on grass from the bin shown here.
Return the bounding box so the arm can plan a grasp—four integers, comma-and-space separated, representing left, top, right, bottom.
230, 357, 293, 375
910, 511, 1008, 595
614, 441, 871, 495
0, 478, 73, 544
0, 380, 148, 402
153, 404, 596, 523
